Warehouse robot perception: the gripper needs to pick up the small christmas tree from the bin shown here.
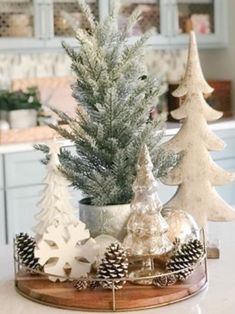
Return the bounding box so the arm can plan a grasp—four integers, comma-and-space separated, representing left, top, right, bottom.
161, 32, 235, 231
123, 145, 172, 281
123, 144, 172, 256
35, 0, 179, 206
33, 141, 78, 239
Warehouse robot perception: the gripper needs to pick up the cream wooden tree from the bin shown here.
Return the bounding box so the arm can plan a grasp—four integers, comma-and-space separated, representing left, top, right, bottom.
162, 31, 235, 232
34, 141, 78, 239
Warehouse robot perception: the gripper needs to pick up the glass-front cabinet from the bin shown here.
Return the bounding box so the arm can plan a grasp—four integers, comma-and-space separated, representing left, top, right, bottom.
45, 0, 100, 48
0, 0, 228, 51
53, 0, 99, 37
0, 0, 34, 38
170, 0, 226, 47
110, 0, 170, 47
118, 0, 161, 35
0, 0, 45, 50
176, 0, 215, 35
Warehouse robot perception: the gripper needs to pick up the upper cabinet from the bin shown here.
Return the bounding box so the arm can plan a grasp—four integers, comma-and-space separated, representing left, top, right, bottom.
109, 0, 170, 47
170, 0, 228, 48
0, 0, 227, 51
0, 0, 45, 50
111, 0, 227, 48
45, 0, 100, 48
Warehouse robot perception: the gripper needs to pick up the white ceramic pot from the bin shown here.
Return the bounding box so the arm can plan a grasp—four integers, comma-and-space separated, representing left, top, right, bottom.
79, 198, 131, 242
8, 109, 37, 129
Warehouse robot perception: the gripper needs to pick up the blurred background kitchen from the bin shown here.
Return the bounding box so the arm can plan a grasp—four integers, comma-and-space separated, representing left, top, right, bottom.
0, 0, 234, 135
0, 0, 235, 247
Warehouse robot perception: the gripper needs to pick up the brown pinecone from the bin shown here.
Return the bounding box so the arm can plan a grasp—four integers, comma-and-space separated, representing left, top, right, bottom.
166, 239, 205, 281
15, 233, 41, 271
97, 242, 128, 290
153, 274, 176, 288
73, 278, 88, 291
89, 280, 100, 289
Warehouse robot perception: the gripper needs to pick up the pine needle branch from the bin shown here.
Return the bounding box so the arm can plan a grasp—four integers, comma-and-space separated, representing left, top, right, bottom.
77, 0, 96, 31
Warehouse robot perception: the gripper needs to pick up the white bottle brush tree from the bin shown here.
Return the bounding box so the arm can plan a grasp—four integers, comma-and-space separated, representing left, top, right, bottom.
161, 32, 235, 232
34, 141, 78, 240
35, 0, 180, 206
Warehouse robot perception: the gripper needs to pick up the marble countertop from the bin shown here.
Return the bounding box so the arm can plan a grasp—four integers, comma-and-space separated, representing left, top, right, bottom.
1, 221, 235, 314
0, 119, 235, 154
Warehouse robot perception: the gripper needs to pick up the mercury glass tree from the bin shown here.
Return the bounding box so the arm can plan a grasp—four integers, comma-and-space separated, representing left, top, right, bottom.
123, 145, 172, 283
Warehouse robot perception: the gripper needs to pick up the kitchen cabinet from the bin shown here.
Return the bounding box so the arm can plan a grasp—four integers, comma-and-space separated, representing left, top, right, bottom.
1, 144, 81, 243
6, 185, 82, 242
108, 0, 227, 48
0, 155, 3, 189
0, 0, 46, 50
4, 150, 46, 188
169, 0, 227, 48
0, 156, 5, 244
6, 185, 43, 242
6, 185, 81, 243
0, 0, 227, 51
0, 190, 6, 244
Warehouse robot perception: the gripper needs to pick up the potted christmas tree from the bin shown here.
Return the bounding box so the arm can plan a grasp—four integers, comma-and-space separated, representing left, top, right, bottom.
37, 0, 179, 241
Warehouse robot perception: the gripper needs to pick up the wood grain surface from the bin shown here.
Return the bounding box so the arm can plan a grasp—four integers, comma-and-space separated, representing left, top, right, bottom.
15, 267, 207, 311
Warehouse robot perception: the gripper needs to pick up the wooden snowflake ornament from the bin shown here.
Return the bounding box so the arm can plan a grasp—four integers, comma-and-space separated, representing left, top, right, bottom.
35, 223, 98, 282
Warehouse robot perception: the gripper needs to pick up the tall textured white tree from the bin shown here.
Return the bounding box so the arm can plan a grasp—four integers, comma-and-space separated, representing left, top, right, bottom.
34, 141, 78, 239
161, 31, 235, 231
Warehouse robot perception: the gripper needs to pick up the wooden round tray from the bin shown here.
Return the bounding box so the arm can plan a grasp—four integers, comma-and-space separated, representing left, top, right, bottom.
15, 267, 207, 312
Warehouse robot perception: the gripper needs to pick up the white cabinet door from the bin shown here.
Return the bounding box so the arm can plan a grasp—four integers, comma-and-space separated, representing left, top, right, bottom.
6, 185, 43, 242
5, 150, 46, 188
45, 0, 100, 48
0, 155, 3, 189
169, 0, 228, 48
0, 190, 6, 244
0, 0, 46, 51
6, 185, 82, 243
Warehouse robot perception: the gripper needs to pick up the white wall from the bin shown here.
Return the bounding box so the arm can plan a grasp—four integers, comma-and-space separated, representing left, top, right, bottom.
200, 0, 235, 114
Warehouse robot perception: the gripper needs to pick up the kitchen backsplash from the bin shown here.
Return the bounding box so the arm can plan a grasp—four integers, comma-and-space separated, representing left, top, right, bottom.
0, 49, 187, 89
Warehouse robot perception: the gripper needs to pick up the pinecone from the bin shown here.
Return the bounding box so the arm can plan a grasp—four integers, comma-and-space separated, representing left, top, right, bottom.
97, 242, 128, 290
15, 233, 41, 271
73, 278, 88, 291
166, 239, 205, 281
153, 274, 176, 288
89, 280, 100, 289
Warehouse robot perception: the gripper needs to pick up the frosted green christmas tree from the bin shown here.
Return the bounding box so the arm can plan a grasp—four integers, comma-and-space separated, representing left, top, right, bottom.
37, 0, 179, 206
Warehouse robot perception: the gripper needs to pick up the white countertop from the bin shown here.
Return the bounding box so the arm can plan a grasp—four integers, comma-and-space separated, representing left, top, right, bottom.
0, 119, 235, 154
1, 221, 235, 314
